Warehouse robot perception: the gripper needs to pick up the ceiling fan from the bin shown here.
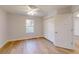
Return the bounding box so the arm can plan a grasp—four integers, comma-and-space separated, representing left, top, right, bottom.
26, 5, 40, 15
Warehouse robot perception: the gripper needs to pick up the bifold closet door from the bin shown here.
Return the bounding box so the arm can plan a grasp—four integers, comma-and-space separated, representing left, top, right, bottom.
55, 14, 74, 49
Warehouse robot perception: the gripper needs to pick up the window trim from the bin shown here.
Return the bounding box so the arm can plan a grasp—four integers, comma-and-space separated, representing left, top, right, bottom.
25, 19, 34, 34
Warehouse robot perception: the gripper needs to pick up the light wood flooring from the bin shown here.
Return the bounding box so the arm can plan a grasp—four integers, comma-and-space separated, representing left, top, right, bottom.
0, 37, 79, 54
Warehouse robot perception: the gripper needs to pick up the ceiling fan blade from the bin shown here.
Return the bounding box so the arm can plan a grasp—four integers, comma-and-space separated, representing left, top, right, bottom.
26, 5, 39, 11
31, 8, 39, 12
26, 5, 40, 15
26, 5, 32, 10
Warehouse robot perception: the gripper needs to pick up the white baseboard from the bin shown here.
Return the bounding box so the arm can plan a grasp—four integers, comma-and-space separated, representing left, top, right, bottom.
0, 35, 44, 48
8, 35, 44, 41
0, 40, 8, 48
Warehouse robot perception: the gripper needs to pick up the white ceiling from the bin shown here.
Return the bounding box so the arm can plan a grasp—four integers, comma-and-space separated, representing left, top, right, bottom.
0, 5, 27, 15
36, 5, 69, 12
0, 5, 70, 17
36, 5, 70, 16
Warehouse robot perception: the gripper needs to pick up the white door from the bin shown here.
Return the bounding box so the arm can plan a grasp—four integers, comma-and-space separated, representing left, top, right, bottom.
47, 18, 55, 42
44, 18, 55, 43
55, 14, 74, 49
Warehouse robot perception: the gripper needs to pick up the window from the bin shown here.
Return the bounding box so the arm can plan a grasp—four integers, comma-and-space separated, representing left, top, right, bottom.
74, 18, 79, 35
26, 19, 34, 33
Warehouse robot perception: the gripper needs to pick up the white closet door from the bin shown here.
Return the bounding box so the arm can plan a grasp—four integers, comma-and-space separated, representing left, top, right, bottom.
44, 18, 55, 43
47, 18, 55, 42
55, 14, 74, 49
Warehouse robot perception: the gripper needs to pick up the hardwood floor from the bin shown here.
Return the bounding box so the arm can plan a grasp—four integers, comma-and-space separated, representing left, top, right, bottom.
0, 37, 78, 54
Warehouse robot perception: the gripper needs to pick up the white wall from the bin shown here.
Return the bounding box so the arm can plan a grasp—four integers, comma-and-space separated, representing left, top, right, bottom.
34, 18, 43, 36
43, 7, 74, 49
7, 14, 26, 39
72, 6, 79, 40
43, 17, 55, 43
7, 13, 43, 40
0, 9, 8, 47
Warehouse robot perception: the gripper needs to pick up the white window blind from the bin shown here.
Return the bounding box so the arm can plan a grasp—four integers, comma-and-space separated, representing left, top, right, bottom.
26, 19, 34, 33
74, 18, 79, 36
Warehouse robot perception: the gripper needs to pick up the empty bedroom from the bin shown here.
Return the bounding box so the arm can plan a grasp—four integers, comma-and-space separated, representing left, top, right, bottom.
0, 5, 79, 54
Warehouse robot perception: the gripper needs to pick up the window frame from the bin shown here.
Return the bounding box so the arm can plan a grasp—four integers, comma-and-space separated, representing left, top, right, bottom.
25, 19, 34, 34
